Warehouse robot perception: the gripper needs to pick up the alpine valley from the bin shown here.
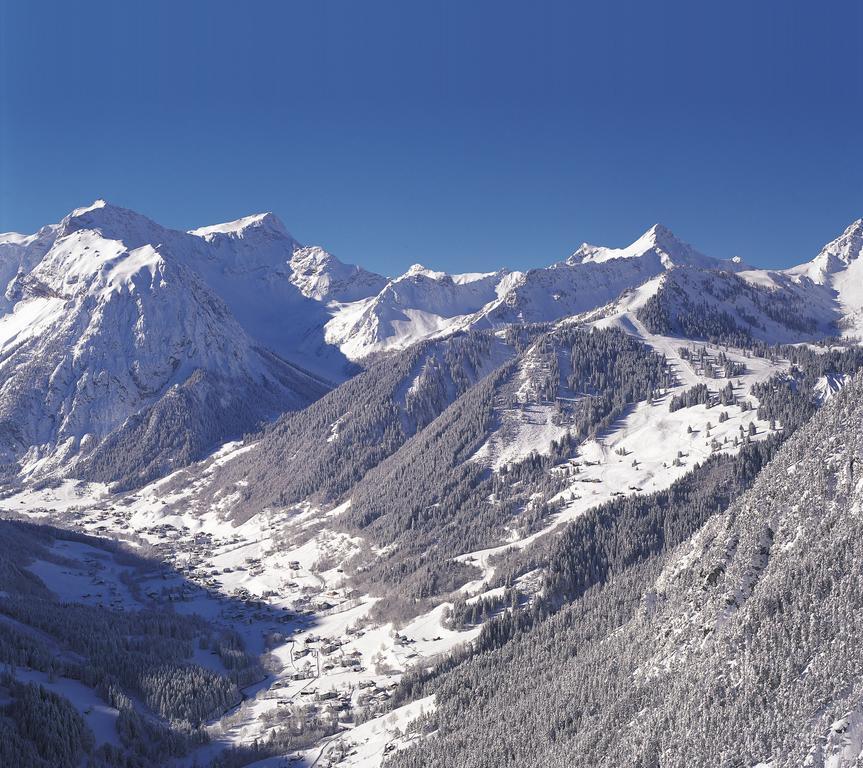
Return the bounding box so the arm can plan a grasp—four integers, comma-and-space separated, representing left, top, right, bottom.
3, 199, 863, 768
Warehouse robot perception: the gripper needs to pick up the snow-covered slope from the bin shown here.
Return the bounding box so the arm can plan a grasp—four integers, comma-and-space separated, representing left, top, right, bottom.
0, 201, 331, 486
784, 219, 863, 338
325, 224, 750, 360
567, 222, 743, 270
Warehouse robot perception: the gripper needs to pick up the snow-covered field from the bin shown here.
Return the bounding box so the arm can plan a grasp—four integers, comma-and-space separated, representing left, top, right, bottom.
457, 326, 786, 598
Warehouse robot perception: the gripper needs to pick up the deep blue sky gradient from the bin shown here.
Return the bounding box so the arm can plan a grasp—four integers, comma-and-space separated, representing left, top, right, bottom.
1, 0, 861, 274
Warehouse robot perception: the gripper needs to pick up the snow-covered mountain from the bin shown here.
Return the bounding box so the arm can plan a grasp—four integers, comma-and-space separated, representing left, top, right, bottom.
289, 245, 388, 302
566, 222, 740, 269
1, 200, 859, 490
783, 218, 863, 337
324, 265, 511, 359
324, 224, 751, 359
0, 201, 334, 486
6, 202, 863, 768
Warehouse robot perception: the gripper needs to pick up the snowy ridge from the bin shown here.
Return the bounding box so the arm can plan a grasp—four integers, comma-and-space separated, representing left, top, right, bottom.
325, 267, 509, 359
323, 220, 857, 360
567, 222, 742, 270
6, 203, 863, 375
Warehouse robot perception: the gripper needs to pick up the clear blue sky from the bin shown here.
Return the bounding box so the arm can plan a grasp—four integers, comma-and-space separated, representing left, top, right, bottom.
1, 0, 861, 274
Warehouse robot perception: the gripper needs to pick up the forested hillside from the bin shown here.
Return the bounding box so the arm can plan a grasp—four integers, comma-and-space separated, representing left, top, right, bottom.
388, 366, 863, 768
0, 520, 257, 765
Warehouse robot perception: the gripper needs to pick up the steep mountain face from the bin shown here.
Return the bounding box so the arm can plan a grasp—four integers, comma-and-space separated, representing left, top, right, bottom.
785, 219, 863, 337
0, 225, 59, 313
289, 245, 388, 302
0, 201, 330, 486
390, 369, 863, 768
185, 212, 367, 378
182, 329, 525, 524
634, 267, 839, 345
788, 218, 863, 283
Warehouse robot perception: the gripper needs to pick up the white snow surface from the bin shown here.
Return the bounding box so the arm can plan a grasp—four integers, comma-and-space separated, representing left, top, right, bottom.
2, 201, 860, 484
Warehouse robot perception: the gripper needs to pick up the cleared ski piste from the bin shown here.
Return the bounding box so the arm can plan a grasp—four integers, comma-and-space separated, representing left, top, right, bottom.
14, 668, 121, 748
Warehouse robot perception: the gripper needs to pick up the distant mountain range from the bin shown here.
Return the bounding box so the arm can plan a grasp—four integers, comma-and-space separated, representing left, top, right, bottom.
0, 199, 860, 487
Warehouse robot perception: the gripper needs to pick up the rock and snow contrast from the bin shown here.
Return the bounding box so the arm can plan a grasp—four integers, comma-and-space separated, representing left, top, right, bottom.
3, 202, 863, 767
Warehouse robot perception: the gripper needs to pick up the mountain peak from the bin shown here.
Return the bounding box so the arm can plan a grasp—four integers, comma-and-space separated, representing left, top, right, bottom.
631, 222, 688, 254
63, 198, 135, 223
567, 223, 715, 269
401, 263, 449, 281
62, 199, 146, 230
644, 222, 678, 244
290, 245, 387, 302
793, 217, 863, 281
57, 200, 172, 250
645, 222, 672, 237
72, 198, 109, 215
190, 211, 293, 241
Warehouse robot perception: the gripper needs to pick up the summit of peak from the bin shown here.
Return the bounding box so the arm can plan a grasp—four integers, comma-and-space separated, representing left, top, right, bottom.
64, 199, 134, 223
636, 223, 686, 251
58, 200, 169, 247
190, 211, 293, 241
645, 222, 672, 237
793, 217, 863, 281
71, 198, 109, 215
401, 263, 448, 280
567, 223, 709, 268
